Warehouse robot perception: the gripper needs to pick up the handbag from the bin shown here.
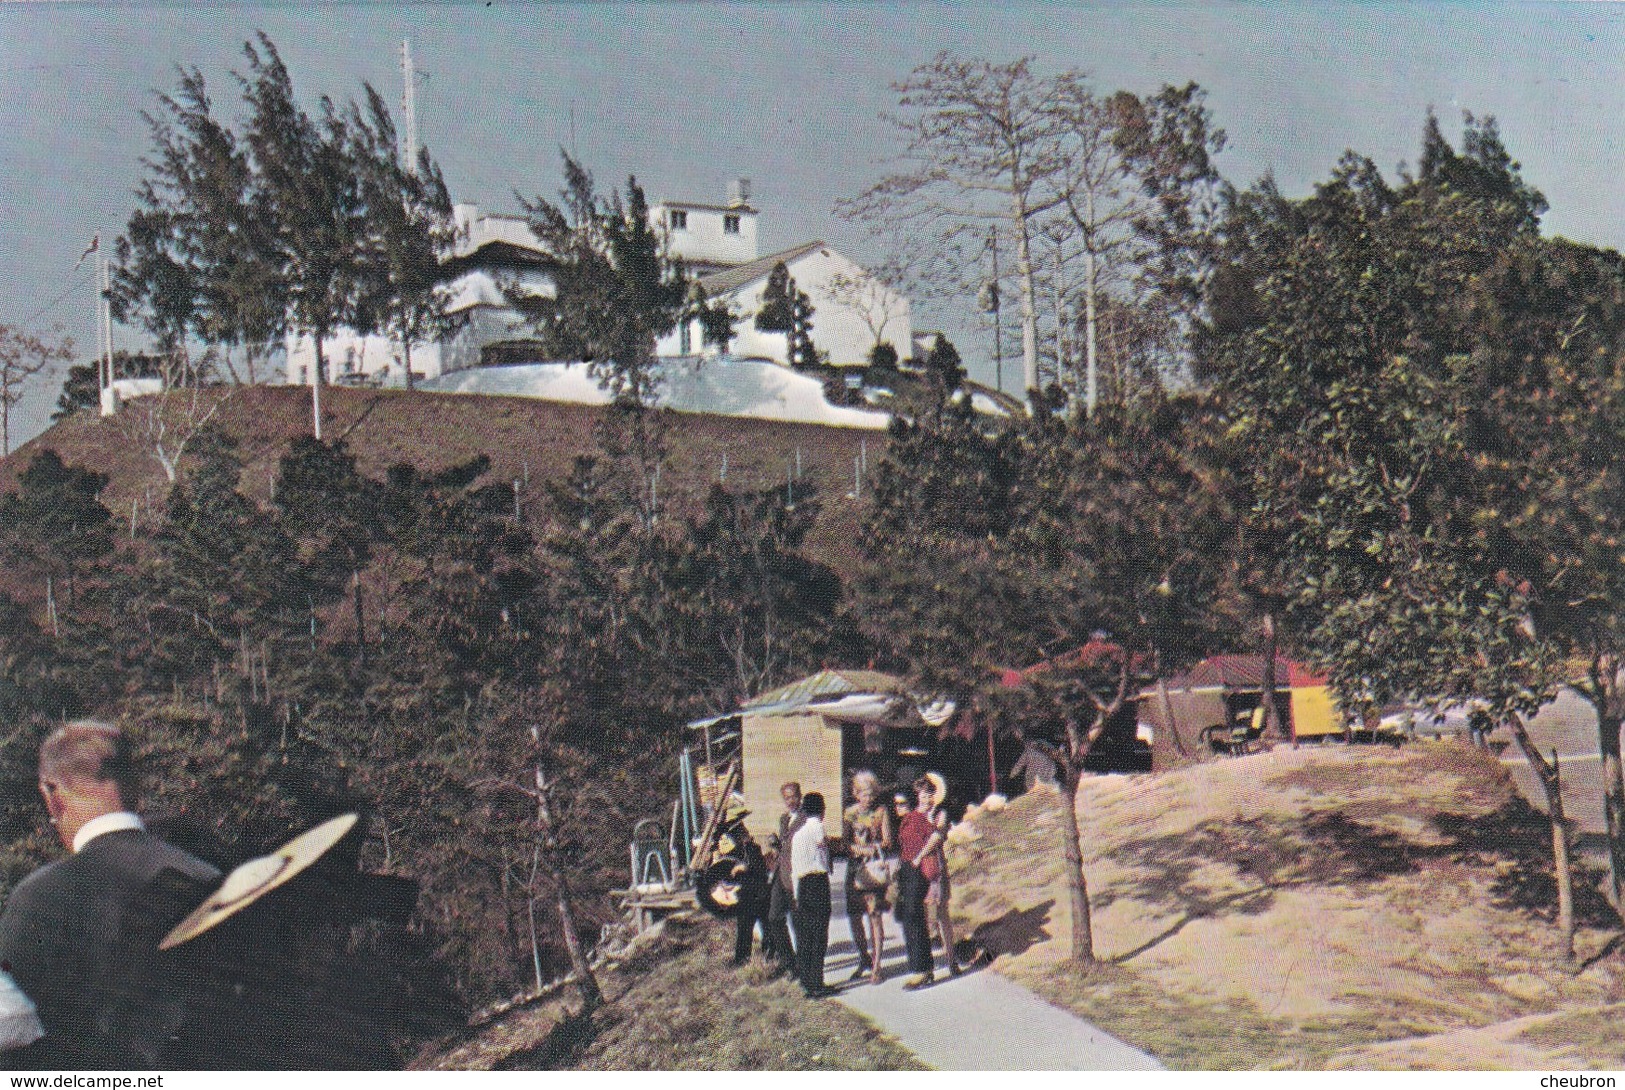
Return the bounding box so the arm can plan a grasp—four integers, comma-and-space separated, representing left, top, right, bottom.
853, 855, 897, 892
919, 848, 944, 883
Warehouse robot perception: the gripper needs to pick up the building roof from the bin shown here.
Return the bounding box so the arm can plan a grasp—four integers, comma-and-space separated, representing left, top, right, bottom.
743, 668, 910, 712
654, 198, 758, 215
1156, 654, 1327, 693
697, 240, 827, 297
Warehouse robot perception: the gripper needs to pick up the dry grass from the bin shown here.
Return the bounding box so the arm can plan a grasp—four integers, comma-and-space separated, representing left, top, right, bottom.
947, 743, 1625, 1070
413, 913, 923, 1071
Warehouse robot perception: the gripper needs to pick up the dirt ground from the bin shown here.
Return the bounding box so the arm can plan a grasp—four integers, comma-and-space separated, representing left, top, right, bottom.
947, 742, 1625, 1070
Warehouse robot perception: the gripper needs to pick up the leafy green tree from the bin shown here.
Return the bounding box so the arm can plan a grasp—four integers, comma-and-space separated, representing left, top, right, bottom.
274, 437, 383, 668
1207, 112, 1612, 959
667, 483, 851, 713
514, 154, 688, 408
145, 430, 306, 684
1109, 82, 1229, 382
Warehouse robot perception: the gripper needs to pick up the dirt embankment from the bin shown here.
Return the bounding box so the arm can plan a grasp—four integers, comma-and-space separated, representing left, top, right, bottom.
947, 743, 1625, 1070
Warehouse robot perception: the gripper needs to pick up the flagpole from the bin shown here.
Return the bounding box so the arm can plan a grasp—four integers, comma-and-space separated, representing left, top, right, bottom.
101, 252, 114, 407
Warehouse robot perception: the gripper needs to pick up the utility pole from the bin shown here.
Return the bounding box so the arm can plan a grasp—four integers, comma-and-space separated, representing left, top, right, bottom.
98, 246, 114, 416
400, 39, 418, 174
990, 228, 1003, 395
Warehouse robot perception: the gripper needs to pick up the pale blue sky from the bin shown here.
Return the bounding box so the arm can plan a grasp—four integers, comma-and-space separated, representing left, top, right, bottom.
4, 2, 1623, 446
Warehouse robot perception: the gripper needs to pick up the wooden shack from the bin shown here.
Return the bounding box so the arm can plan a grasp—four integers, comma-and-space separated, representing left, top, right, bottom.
739, 669, 939, 833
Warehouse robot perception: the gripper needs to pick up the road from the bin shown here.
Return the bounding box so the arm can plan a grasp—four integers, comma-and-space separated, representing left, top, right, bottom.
823, 862, 1161, 1070
1495, 689, 1617, 853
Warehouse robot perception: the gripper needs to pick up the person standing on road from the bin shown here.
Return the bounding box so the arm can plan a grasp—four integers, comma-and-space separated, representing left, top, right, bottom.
842, 770, 895, 985
763, 781, 804, 976
790, 792, 833, 998
915, 772, 962, 978
893, 788, 935, 990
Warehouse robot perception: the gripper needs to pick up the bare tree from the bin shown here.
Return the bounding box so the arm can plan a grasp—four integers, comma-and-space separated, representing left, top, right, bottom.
822, 259, 911, 358
114, 347, 231, 483
1045, 76, 1144, 416
841, 54, 1066, 411
0, 325, 74, 456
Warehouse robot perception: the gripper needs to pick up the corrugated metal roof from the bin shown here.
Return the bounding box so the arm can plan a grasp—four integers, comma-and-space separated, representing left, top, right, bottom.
1158, 654, 1327, 692
742, 668, 909, 711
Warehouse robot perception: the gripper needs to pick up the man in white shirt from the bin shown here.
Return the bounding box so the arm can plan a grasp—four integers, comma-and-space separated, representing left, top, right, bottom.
0, 721, 219, 1068
789, 792, 832, 998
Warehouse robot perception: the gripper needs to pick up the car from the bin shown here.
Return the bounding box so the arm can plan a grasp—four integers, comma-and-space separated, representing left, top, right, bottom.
1377, 700, 1491, 740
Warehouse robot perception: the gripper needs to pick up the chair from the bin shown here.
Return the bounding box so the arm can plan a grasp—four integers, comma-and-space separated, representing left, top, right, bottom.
630, 818, 672, 892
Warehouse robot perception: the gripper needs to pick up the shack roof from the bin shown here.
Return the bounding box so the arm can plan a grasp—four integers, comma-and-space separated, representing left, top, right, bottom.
1156, 654, 1327, 693
743, 668, 910, 713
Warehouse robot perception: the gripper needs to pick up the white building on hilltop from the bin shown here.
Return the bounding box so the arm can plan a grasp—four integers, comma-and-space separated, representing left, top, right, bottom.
284, 179, 910, 387
658, 240, 910, 367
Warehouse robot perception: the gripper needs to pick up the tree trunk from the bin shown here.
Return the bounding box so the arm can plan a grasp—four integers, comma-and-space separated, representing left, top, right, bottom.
1059, 765, 1095, 964
1083, 238, 1099, 417
1507, 714, 1576, 964
403, 334, 415, 391
1051, 243, 1067, 404
311, 336, 326, 441
1258, 612, 1287, 744
351, 568, 367, 670
1157, 677, 1188, 757
1012, 203, 1041, 409
1583, 681, 1625, 920
547, 852, 603, 1011
533, 744, 604, 1012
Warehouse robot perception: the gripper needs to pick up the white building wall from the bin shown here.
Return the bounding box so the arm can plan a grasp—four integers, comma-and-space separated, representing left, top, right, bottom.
658, 246, 910, 368
653, 202, 758, 270
282, 267, 555, 385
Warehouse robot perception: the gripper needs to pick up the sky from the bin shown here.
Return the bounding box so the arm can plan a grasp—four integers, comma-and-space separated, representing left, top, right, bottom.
3, 1, 1624, 449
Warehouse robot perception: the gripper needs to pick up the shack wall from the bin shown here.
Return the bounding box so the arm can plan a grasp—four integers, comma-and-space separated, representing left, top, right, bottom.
741, 713, 843, 840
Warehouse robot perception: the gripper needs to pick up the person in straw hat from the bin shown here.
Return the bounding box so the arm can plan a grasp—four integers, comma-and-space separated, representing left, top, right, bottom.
915, 771, 962, 978
0, 721, 219, 1068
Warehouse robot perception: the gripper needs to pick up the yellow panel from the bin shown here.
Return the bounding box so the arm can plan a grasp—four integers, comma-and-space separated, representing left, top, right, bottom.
1290, 686, 1342, 737
740, 713, 844, 842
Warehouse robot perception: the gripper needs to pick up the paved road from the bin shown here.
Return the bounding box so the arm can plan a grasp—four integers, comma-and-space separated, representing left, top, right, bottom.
1496, 689, 1617, 849
817, 862, 1162, 1071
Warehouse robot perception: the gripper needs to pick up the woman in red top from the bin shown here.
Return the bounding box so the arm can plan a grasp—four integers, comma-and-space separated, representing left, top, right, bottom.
894, 782, 938, 989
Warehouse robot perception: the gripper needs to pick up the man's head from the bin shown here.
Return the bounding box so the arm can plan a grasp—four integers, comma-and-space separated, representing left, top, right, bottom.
38, 721, 136, 850
801, 792, 825, 820
780, 782, 802, 814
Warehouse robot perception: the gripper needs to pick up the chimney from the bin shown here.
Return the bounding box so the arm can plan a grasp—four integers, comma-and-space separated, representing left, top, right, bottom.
728, 177, 752, 208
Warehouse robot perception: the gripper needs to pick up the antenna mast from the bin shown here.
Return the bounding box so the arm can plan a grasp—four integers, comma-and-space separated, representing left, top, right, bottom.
401, 39, 418, 172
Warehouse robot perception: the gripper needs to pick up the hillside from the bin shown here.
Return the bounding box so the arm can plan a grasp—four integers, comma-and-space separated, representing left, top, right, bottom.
948, 743, 1625, 1070
1, 385, 883, 576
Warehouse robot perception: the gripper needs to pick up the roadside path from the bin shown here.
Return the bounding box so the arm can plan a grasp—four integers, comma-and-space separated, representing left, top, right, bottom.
820, 862, 1162, 1071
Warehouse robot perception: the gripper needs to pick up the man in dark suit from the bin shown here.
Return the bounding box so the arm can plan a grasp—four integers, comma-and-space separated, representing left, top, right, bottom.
0, 722, 219, 1069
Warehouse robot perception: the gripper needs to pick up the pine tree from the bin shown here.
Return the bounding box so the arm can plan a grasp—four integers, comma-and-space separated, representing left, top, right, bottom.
346, 84, 464, 389
238, 33, 367, 388
0, 450, 114, 612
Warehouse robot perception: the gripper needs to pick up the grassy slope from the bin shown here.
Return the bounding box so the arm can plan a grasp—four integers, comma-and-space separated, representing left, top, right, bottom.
946, 743, 1625, 1071
1, 386, 879, 584
415, 914, 924, 1070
